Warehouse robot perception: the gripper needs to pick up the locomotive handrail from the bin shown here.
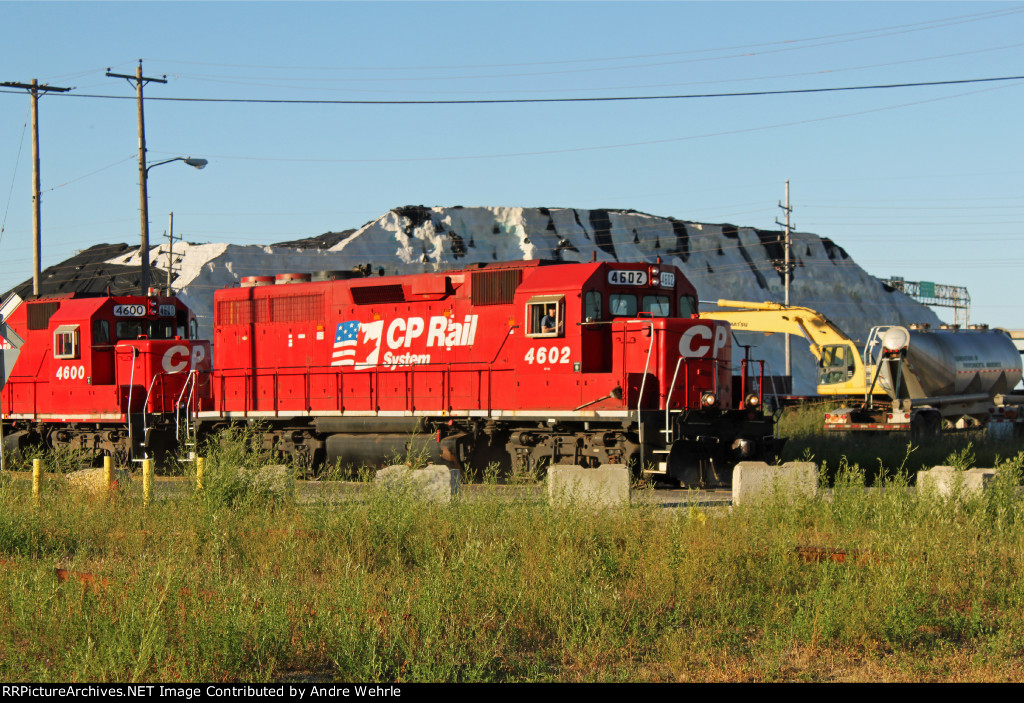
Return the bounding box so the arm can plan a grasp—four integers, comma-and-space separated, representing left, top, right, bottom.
665, 355, 687, 444
174, 370, 198, 443
115, 344, 139, 457
212, 355, 520, 418
174, 368, 197, 411
636, 321, 656, 473
142, 372, 165, 442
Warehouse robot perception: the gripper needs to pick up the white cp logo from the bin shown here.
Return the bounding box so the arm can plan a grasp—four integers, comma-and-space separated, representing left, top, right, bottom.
162, 345, 206, 373
679, 324, 729, 358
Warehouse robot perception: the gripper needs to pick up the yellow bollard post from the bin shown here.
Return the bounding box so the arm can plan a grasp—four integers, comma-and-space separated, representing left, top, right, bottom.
103, 455, 113, 495
195, 456, 205, 491
32, 458, 41, 503
142, 458, 153, 507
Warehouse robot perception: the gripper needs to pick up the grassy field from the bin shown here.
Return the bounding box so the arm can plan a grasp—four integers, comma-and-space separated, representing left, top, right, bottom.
776, 401, 1023, 482
1, 417, 1024, 683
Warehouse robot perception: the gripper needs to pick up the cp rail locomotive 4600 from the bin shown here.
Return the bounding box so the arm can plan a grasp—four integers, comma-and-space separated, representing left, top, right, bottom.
0, 291, 210, 462
1, 260, 782, 487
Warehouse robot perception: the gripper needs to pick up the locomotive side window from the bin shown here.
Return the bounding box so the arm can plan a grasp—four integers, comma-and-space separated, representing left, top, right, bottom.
609, 294, 637, 317
584, 290, 603, 322
53, 325, 80, 360
641, 295, 671, 317
679, 295, 697, 316
93, 320, 111, 345
526, 295, 565, 338
190, 319, 198, 340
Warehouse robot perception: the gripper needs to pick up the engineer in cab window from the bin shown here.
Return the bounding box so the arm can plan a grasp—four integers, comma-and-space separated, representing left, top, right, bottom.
541, 304, 558, 334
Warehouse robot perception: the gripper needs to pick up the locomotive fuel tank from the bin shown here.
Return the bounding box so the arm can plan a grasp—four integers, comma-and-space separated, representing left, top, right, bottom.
876, 326, 1022, 401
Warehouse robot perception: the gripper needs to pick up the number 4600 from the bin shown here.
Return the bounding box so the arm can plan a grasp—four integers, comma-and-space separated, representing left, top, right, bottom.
56, 365, 85, 380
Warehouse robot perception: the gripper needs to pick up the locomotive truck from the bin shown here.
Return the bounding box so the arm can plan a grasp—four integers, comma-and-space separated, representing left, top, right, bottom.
0, 260, 782, 487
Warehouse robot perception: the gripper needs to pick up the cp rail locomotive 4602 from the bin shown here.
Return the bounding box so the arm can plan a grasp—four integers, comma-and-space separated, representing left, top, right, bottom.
0, 260, 781, 487
200, 260, 781, 486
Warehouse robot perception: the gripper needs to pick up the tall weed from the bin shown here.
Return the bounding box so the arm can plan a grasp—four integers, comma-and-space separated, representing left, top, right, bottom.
195, 423, 290, 512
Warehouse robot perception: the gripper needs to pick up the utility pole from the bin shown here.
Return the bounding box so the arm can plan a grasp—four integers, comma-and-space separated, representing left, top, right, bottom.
0, 80, 71, 296
775, 180, 794, 379
166, 211, 176, 294
106, 61, 167, 295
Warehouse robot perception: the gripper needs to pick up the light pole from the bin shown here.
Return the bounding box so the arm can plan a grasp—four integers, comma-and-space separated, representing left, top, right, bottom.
140, 157, 207, 294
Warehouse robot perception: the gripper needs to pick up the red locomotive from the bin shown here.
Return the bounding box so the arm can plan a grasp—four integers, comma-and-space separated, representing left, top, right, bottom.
200, 260, 780, 486
0, 291, 211, 463
0, 260, 781, 486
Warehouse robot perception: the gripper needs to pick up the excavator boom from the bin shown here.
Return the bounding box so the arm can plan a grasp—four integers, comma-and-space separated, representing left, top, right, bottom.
698, 299, 880, 398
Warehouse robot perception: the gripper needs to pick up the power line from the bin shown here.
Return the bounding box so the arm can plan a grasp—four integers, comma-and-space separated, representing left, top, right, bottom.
5, 74, 1023, 106
143, 7, 1024, 74
0, 106, 29, 250
169, 40, 1024, 99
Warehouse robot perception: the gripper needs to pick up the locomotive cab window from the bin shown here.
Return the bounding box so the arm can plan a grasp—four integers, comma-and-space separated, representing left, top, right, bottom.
93, 320, 110, 345
116, 320, 146, 340
149, 319, 176, 340
53, 325, 80, 360
641, 295, 671, 317
526, 295, 565, 338
679, 294, 697, 317
584, 290, 603, 322
609, 294, 637, 318
177, 310, 189, 339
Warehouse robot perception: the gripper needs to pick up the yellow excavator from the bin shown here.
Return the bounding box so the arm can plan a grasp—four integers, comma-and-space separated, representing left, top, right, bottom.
697, 299, 885, 400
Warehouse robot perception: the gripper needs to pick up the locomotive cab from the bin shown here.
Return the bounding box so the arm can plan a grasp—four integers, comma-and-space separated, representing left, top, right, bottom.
505, 262, 778, 485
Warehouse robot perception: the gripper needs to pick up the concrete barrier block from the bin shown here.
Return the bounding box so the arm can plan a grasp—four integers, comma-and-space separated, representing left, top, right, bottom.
375, 464, 460, 503
732, 461, 818, 506
917, 465, 998, 497
65, 467, 132, 494
253, 464, 296, 500
547, 464, 630, 508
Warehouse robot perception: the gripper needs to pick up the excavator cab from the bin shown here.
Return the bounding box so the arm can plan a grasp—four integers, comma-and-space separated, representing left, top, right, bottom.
819, 343, 857, 386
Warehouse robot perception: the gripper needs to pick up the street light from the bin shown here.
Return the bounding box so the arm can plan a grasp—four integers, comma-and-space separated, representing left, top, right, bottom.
146, 157, 207, 174
139, 156, 207, 294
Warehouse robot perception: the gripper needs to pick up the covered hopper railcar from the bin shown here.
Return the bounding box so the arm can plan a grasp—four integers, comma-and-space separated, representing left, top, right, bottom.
199, 260, 781, 486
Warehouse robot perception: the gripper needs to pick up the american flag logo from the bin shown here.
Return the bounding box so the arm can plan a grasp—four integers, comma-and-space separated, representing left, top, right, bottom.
332, 319, 382, 367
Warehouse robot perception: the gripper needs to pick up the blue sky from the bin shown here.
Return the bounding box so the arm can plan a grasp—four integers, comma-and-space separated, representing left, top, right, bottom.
1, 1, 1022, 326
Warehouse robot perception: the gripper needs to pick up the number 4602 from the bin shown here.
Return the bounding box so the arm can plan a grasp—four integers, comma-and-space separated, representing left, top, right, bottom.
524, 346, 570, 364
